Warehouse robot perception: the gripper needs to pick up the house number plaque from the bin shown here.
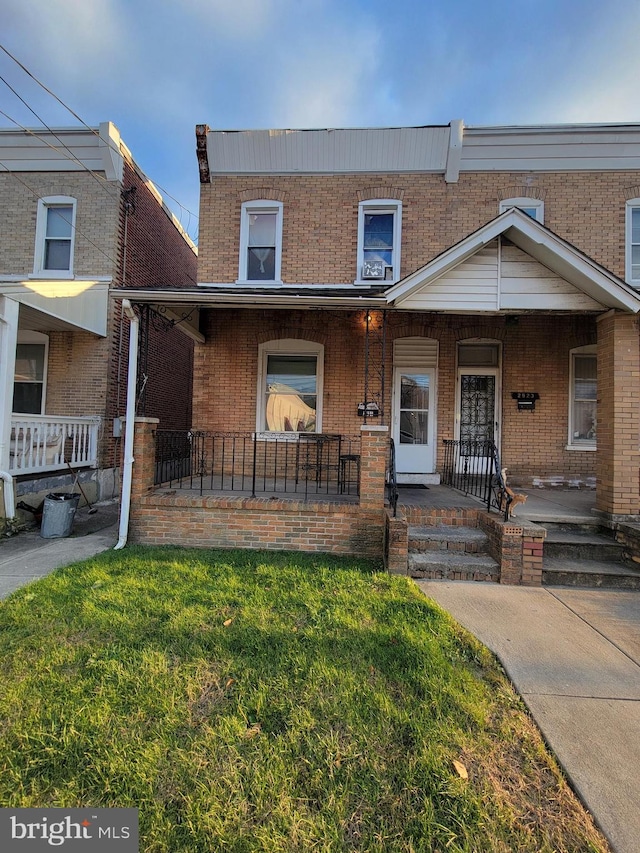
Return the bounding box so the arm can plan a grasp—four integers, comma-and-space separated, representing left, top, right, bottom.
511, 392, 540, 411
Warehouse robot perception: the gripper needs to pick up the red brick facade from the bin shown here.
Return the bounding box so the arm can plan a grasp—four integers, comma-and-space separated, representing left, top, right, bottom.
198, 171, 636, 285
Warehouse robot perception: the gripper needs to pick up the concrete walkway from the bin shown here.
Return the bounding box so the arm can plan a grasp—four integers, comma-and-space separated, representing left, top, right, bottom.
0, 502, 119, 599
415, 581, 640, 853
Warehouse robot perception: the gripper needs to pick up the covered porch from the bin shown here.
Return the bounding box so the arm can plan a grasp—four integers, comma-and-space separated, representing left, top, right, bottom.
118, 209, 640, 579
0, 287, 108, 520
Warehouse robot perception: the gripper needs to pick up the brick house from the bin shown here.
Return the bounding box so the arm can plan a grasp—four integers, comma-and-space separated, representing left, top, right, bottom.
0, 122, 197, 523
119, 120, 640, 580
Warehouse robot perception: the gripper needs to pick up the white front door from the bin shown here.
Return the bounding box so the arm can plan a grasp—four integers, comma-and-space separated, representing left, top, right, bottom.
393, 367, 435, 478
456, 368, 500, 472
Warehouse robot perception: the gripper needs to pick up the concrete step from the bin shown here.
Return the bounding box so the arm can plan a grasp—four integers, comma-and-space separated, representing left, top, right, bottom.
543, 527, 626, 562
408, 524, 490, 554
543, 558, 640, 590
408, 551, 499, 582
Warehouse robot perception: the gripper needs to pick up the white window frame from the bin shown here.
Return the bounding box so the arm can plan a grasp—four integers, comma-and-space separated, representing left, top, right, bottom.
256, 339, 324, 434
13, 330, 49, 415
567, 345, 597, 451
237, 200, 283, 284
499, 197, 544, 223
33, 196, 77, 278
625, 199, 640, 286
355, 199, 402, 285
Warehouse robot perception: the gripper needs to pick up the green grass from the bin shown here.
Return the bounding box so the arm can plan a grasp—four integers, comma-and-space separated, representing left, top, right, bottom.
0, 547, 608, 852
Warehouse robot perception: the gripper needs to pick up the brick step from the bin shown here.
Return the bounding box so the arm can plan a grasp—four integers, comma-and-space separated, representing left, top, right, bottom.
408, 524, 490, 554
543, 558, 640, 590
408, 551, 499, 582
543, 524, 627, 563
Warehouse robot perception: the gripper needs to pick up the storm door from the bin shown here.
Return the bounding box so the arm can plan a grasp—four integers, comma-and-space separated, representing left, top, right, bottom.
393, 368, 435, 476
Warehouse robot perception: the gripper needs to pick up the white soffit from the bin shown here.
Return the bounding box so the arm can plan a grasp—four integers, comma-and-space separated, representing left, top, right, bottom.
386, 209, 640, 314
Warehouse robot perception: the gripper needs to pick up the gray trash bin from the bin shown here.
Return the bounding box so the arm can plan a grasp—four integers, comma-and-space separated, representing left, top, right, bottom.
40, 492, 80, 539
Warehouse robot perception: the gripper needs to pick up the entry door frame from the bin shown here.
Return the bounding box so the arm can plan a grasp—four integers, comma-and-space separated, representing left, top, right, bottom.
455, 366, 502, 470
392, 366, 437, 479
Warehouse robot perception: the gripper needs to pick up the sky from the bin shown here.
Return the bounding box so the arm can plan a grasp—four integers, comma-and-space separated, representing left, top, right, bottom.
2, 0, 640, 245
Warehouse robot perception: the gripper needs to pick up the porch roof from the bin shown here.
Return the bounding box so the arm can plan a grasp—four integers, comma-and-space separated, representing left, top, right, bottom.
385, 208, 640, 314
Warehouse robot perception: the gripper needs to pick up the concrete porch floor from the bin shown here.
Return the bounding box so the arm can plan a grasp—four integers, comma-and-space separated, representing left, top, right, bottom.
396, 484, 596, 523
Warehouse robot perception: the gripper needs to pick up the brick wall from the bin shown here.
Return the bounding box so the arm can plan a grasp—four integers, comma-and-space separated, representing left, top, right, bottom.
595, 312, 640, 517
198, 171, 636, 284
131, 494, 384, 557
103, 158, 198, 467
479, 514, 546, 586
0, 172, 119, 277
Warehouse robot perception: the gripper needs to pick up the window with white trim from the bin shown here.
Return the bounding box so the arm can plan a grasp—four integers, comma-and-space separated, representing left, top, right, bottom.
625, 199, 640, 286
12, 331, 49, 415
33, 196, 76, 276
356, 200, 402, 283
499, 197, 544, 223
257, 339, 323, 433
568, 346, 597, 448
238, 200, 283, 283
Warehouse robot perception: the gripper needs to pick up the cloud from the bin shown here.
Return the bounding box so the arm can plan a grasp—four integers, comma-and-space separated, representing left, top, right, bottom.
538, 15, 640, 123
4, 0, 130, 85
271, 23, 382, 127
180, 0, 280, 39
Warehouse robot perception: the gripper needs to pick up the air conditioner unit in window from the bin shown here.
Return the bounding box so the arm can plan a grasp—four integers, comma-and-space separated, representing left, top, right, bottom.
362, 260, 385, 279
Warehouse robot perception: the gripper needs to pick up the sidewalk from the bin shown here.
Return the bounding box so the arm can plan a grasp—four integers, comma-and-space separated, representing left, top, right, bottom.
0, 502, 119, 599
416, 580, 640, 853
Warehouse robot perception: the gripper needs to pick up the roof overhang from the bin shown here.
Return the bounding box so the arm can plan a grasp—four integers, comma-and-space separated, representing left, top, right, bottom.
385, 208, 640, 314
109, 288, 387, 341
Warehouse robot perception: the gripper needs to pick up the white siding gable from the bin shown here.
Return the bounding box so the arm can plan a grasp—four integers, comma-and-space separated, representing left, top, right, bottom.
395, 239, 606, 312
398, 242, 500, 311
499, 243, 604, 310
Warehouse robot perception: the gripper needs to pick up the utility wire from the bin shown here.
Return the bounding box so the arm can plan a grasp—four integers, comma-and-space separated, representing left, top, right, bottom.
0, 42, 199, 239
0, 46, 199, 280
0, 104, 121, 204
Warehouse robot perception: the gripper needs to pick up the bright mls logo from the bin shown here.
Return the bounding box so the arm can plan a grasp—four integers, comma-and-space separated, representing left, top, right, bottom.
0, 808, 138, 851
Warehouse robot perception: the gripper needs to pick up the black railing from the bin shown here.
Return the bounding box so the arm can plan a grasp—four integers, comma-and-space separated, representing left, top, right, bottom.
442, 439, 511, 520
386, 437, 398, 517
154, 431, 361, 500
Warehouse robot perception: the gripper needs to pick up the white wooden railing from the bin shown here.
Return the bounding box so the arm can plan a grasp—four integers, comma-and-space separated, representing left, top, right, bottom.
9, 415, 101, 475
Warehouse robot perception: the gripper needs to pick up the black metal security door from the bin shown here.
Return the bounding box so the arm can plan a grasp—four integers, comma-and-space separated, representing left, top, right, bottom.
459, 375, 496, 447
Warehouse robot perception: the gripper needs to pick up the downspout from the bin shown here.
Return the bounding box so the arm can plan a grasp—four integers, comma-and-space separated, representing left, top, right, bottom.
115, 299, 138, 550
0, 470, 15, 520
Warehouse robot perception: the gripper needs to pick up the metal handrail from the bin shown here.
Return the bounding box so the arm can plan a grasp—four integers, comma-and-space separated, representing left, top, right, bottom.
442, 439, 511, 520
386, 437, 398, 517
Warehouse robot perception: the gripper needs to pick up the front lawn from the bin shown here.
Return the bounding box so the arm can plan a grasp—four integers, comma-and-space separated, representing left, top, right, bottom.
0, 547, 607, 852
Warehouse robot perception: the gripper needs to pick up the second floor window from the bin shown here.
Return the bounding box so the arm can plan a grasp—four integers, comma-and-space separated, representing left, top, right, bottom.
626, 200, 640, 286
34, 197, 76, 276
499, 197, 544, 223
356, 200, 402, 283
238, 200, 283, 283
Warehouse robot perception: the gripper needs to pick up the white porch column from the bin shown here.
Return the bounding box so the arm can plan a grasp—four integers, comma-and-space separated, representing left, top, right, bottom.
0, 296, 19, 473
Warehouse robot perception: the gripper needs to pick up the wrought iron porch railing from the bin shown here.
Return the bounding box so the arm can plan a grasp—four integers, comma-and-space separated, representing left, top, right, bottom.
386, 437, 398, 517
9, 416, 101, 475
441, 439, 511, 520
154, 431, 361, 499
